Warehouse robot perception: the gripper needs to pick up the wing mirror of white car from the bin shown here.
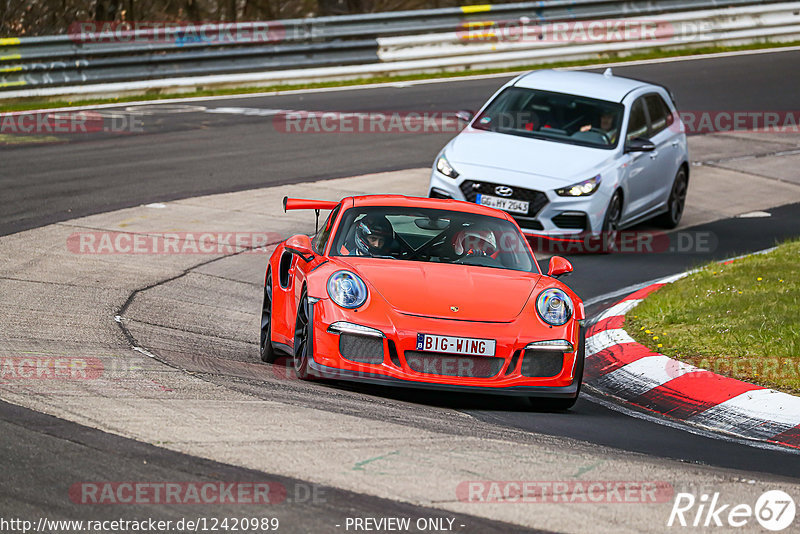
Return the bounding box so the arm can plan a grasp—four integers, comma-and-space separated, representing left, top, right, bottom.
285, 234, 315, 262
456, 110, 475, 123
547, 256, 573, 278
625, 137, 656, 153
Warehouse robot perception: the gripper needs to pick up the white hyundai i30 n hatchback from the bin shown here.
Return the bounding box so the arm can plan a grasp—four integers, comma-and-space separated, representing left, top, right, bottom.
429, 69, 689, 243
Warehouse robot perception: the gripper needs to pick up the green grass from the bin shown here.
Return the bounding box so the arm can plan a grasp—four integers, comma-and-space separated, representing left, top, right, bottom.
1, 40, 799, 112
627, 240, 800, 394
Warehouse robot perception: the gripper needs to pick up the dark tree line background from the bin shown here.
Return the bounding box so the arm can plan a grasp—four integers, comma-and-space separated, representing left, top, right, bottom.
1, 0, 511, 36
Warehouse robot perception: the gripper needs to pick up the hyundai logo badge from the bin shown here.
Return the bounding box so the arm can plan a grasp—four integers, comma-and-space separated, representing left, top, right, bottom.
495, 186, 513, 197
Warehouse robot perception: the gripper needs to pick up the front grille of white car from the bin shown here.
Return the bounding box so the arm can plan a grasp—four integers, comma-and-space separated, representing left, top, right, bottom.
459, 180, 549, 217
459, 180, 548, 231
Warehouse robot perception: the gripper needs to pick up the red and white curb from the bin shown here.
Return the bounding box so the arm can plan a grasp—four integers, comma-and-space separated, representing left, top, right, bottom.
585, 274, 800, 450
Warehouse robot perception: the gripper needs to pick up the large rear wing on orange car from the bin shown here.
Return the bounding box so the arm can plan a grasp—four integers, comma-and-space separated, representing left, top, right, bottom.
283, 197, 339, 212
283, 197, 340, 235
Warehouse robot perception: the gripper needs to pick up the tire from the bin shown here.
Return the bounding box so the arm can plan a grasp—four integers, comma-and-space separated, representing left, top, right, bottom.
293, 291, 314, 380
529, 326, 585, 412
259, 270, 278, 363
655, 167, 688, 229
600, 190, 623, 253
535, 395, 578, 412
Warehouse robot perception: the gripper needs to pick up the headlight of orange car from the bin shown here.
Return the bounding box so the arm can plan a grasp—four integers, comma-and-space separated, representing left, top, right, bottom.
327, 270, 368, 309
536, 288, 573, 326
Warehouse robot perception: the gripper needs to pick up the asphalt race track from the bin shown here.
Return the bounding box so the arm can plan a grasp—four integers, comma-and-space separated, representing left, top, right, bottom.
2, 49, 800, 532
3, 49, 800, 237
0, 400, 537, 534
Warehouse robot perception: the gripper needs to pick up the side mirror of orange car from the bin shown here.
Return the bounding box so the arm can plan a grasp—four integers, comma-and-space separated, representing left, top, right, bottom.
285, 234, 315, 262
547, 256, 573, 278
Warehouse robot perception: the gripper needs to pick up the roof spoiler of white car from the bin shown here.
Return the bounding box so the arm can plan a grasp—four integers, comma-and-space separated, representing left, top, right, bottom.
619, 72, 678, 106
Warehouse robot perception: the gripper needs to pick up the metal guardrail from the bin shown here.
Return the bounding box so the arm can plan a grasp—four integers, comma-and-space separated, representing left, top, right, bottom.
378, 3, 800, 62
0, 0, 793, 96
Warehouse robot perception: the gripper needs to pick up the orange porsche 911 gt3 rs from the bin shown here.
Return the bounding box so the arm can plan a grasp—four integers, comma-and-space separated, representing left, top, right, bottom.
260, 195, 586, 410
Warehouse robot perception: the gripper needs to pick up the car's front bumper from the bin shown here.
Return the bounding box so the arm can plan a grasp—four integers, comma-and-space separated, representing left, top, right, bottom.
307, 298, 582, 396
429, 168, 610, 237
308, 359, 580, 397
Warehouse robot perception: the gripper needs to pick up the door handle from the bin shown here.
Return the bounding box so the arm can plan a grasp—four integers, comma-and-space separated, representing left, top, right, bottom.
671, 140, 679, 148
649, 151, 659, 160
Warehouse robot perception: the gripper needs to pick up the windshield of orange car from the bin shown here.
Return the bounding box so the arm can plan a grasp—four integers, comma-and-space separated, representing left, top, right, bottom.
330, 206, 538, 273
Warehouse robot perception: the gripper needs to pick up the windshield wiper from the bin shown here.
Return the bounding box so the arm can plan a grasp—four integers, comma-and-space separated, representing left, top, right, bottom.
525, 132, 580, 145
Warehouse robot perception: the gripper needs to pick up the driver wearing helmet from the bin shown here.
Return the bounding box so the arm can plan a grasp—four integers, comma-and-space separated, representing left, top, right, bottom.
453, 227, 497, 257
351, 214, 395, 257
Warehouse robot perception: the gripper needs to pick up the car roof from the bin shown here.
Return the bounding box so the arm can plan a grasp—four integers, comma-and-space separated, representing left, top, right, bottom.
347, 195, 512, 219
513, 69, 651, 103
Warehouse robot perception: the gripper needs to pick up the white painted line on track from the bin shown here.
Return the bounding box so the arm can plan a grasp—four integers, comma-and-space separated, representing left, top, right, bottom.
737, 211, 773, 218
133, 346, 159, 359
583, 281, 663, 309
205, 107, 287, 116
658, 272, 691, 284
597, 299, 642, 320
123, 104, 208, 114
568, 44, 800, 70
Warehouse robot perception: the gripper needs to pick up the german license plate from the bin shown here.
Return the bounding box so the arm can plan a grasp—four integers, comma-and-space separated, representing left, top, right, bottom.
416, 333, 496, 356
476, 194, 529, 214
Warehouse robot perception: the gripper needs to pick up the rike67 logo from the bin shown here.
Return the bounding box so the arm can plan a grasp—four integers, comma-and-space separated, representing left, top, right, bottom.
668, 490, 796, 531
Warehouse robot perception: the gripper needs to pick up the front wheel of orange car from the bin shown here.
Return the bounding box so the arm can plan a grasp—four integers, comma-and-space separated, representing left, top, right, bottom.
260, 270, 278, 364
534, 393, 579, 412
293, 292, 313, 380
